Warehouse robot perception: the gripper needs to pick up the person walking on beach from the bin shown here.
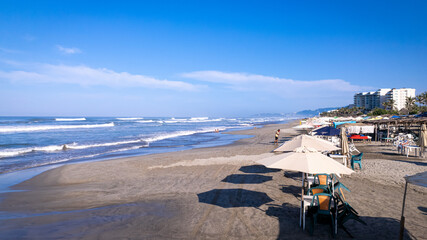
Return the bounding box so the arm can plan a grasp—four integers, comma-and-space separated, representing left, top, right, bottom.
274, 129, 280, 145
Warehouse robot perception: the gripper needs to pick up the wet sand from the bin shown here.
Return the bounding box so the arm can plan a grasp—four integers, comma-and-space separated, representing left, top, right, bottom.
0, 122, 426, 239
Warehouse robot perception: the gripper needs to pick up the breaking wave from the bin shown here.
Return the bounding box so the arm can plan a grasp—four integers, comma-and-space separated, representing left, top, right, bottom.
55, 118, 86, 121
116, 118, 143, 121
0, 122, 115, 133
0, 139, 148, 158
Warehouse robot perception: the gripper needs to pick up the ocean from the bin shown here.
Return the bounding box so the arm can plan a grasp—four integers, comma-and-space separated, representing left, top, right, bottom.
0, 116, 292, 175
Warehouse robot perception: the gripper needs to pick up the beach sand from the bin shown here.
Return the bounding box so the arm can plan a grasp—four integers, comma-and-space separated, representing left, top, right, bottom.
0, 122, 426, 239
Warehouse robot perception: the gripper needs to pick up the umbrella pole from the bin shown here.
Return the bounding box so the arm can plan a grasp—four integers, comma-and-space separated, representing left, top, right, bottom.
399, 181, 408, 240
300, 172, 304, 228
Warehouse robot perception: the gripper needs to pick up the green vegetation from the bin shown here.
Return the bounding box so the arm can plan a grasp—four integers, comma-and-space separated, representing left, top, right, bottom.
320, 91, 427, 117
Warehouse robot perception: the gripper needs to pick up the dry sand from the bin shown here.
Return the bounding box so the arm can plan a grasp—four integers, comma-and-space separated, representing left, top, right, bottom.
0, 122, 426, 239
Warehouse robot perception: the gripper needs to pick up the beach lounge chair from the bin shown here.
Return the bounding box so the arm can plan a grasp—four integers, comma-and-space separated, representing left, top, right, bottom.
308, 193, 335, 237
350, 153, 363, 170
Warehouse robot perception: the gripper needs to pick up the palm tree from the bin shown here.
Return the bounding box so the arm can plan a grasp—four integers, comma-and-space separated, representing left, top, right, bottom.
416, 92, 427, 106
406, 97, 416, 111
382, 99, 395, 111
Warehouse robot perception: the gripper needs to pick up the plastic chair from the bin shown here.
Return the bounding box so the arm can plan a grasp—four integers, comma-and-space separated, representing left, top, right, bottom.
334, 193, 367, 238
333, 181, 350, 201
349, 142, 360, 154
308, 186, 328, 195
308, 193, 335, 237
350, 153, 363, 170
313, 174, 332, 191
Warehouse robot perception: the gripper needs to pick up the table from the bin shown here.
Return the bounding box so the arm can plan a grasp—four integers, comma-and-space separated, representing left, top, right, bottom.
302, 195, 313, 230
382, 137, 394, 144
329, 154, 348, 166
402, 145, 421, 157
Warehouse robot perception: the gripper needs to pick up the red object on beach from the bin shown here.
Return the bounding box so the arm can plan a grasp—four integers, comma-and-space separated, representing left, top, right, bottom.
350, 135, 369, 140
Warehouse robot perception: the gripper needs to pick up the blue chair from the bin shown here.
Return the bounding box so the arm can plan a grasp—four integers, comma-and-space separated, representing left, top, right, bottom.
308, 186, 329, 195
313, 174, 333, 193
351, 152, 363, 170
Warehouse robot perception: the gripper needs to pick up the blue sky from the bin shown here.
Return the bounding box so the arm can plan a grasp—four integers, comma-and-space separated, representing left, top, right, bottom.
0, 1, 426, 117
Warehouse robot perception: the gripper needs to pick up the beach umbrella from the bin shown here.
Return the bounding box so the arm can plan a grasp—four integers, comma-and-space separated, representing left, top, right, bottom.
418, 124, 426, 157
399, 171, 427, 240
258, 147, 354, 175
340, 127, 349, 157
293, 124, 314, 130
312, 126, 340, 136
274, 134, 340, 152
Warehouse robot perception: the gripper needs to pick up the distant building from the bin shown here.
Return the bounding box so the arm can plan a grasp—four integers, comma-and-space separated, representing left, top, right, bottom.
354, 88, 416, 111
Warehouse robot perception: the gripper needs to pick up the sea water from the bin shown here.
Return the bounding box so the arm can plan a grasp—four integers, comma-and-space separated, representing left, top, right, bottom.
0, 116, 292, 175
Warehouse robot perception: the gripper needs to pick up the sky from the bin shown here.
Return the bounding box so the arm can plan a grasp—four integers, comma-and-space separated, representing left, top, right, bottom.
0, 0, 426, 117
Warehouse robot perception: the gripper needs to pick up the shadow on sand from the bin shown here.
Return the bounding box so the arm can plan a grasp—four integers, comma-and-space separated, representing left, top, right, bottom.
197, 189, 273, 208
266, 203, 414, 239
239, 165, 281, 174
280, 185, 301, 198
418, 206, 427, 215
221, 174, 273, 184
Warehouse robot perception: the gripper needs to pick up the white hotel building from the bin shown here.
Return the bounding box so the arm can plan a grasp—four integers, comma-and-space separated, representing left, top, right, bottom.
354, 88, 416, 111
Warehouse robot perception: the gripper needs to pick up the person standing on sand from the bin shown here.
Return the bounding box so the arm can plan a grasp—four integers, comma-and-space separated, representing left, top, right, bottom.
274, 129, 280, 145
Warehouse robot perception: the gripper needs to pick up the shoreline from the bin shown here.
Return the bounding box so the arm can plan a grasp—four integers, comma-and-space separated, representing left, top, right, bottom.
6, 121, 299, 192
0, 121, 291, 193
1, 120, 426, 239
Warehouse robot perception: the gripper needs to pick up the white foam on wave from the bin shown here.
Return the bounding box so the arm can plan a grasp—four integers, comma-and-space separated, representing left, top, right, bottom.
137, 120, 155, 123
55, 118, 86, 121
190, 117, 209, 121
0, 145, 65, 158
0, 138, 148, 158
162, 117, 225, 124
162, 118, 188, 123
190, 118, 224, 123
25, 145, 145, 170
116, 118, 143, 121
142, 127, 228, 143
66, 139, 148, 150
0, 122, 115, 133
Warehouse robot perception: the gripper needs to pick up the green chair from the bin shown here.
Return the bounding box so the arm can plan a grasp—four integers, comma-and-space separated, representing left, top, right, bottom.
350, 152, 363, 170
313, 174, 332, 192
334, 193, 367, 238
333, 181, 351, 201
308, 193, 335, 237
308, 186, 329, 195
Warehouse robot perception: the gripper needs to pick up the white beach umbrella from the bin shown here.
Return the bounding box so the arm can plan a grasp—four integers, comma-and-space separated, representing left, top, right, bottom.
418, 124, 426, 157
258, 146, 353, 175
273, 134, 340, 152
293, 124, 314, 130
340, 127, 349, 157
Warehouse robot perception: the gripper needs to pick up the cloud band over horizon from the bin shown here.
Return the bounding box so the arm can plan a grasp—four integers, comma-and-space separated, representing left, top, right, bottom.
181, 70, 372, 98
0, 62, 201, 91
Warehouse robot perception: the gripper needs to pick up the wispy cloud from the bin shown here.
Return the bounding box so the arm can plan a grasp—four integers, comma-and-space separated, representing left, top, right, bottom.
23, 34, 36, 42
181, 70, 372, 97
0, 47, 23, 54
56, 45, 82, 54
0, 62, 200, 91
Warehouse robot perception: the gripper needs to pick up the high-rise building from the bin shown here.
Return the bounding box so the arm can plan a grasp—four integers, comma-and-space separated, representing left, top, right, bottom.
354, 88, 416, 110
